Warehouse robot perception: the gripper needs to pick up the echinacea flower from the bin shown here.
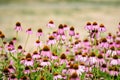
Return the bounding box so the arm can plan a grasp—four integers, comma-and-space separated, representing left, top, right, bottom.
47, 20, 55, 28
92, 22, 99, 30
9, 74, 17, 80
88, 52, 97, 65
3, 68, 10, 77
97, 54, 106, 66
41, 57, 51, 67
60, 53, 68, 65
14, 22, 22, 32
24, 53, 34, 66
100, 64, 108, 72
26, 28, 32, 35
35, 40, 42, 47
32, 51, 40, 59
85, 22, 92, 31
47, 35, 56, 45
36, 28, 43, 37
69, 26, 75, 36
41, 45, 52, 58
24, 66, 30, 74
57, 24, 64, 35
53, 73, 62, 80
8, 65, 15, 73
98, 24, 106, 32
69, 72, 80, 80
110, 55, 119, 65
17, 45, 23, 52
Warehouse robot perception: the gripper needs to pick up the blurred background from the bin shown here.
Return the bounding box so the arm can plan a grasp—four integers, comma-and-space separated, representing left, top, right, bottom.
0, 0, 120, 50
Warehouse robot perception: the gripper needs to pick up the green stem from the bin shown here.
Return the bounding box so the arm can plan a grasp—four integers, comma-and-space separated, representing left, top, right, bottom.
24, 34, 30, 50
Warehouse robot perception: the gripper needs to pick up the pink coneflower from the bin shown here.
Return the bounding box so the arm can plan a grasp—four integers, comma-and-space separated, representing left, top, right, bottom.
32, 51, 40, 59
85, 22, 92, 31
53, 73, 62, 80
69, 26, 75, 36
99, 38, 108, 49
116, 47, 120, 55
85, 72, 93, 79
24, 53, 34, 66
8, 65, 15, 73
97, 54, 106, 66
36, 28, 43, 37
70, 64, 84, 76
7, 41, 15, 53
110, 55, 119, 65
47, 20, 55, 28
107, 33, 113, 42
99, 24, 106, 32
17, 45, 23, 52
41, 58, 51, 67
100, 64, 108, 72
79, 53, 87, 63
51, 53, 58, 60
52, 31, 58, 37
3, 68, 10, 77
12, 37, 17, 43
75, 51, 82, 61
47, 35, 56, 45
41, 45, 52, 58
63, 24, 69, 31
88, 52, 97, 65
60, 53, 68, 65
115, 40, 120, 48
92, 22, 99, 30
106, 46, 117, 58
9, 74, 17, 80
108, 66, 119, 76
75, 33, 80, 40
14, 22, 22, 32
57, 24, 64, 35
35, 40, 42, 47
20, 76, 29, 80
24, 66, 30, 74
26, 28, 32, 34
69, 72, 80, 80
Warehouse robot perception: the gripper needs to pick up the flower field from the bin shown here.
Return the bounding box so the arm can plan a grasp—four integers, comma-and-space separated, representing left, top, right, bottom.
0, 21, 120, 80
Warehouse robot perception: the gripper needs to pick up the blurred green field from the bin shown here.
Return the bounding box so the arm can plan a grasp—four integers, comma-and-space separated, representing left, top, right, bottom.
0, 0, 120, 50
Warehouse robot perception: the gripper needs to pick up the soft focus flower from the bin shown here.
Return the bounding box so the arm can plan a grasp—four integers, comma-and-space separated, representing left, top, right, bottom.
110, 55, 119, 65
26, 28, 32, 34
47, 20, 55, 28
41, 45, 52, 58
69, 26, 75, 36
85, 22, 92, 31
99, 24, 106, 32
35, 40, 42, 47
36, 28, 43, 37
47, 35, 56, 45
14, 22, 22, 32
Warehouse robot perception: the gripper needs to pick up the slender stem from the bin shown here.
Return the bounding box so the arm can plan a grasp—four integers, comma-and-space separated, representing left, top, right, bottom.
24, 34, 30, 50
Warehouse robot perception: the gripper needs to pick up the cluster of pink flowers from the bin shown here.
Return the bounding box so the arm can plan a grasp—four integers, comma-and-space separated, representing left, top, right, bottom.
0, 21, 120, 80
